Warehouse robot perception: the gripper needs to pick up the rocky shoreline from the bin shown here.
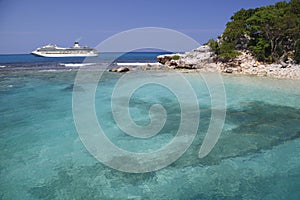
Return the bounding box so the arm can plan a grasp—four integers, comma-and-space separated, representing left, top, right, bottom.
109, 45, 300, 79
156, 45, 300, 79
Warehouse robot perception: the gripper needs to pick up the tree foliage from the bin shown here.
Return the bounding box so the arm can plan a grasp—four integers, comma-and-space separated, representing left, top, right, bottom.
208, 39, 241, 61
209, 0, 300, 63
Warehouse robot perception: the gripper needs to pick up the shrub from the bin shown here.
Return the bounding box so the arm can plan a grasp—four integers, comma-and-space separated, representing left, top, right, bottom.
172, 55, 180, 60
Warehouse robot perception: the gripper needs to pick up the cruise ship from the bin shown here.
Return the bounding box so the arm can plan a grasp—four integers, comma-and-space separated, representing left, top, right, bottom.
31, 42, 99, 57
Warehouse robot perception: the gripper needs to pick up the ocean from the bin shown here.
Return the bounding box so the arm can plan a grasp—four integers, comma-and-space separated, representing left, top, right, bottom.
1, 53, 300, 199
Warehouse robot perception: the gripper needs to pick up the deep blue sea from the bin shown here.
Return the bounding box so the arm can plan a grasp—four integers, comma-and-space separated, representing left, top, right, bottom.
1, 53, 300, 199
0, 52, 165, 71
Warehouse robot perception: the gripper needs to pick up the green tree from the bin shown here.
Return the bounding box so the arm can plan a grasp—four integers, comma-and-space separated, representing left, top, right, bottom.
208, 0, 300, 64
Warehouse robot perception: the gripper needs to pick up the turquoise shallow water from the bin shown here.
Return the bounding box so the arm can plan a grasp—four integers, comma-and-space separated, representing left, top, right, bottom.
1, 70, 300, 199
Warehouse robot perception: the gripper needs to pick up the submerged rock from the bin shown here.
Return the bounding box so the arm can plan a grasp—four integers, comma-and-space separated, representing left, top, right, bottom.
139, 63, 163, 70
109, 68, 118, 72
61, 84, 84, 92
172, 101, 300, 168
109, 67, 130, 73
117, 67, 130, 72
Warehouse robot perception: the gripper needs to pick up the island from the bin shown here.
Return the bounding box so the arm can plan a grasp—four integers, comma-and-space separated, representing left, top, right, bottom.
156, 0, 300, 79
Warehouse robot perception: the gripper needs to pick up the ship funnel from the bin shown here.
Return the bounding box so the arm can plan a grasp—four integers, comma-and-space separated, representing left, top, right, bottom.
74, 41, 79, 47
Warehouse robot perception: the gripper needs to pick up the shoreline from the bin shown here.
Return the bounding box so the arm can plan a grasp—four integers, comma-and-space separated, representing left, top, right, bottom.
109, 62, 300, 80
2, 64, 299, 81
154, 46, 300, 80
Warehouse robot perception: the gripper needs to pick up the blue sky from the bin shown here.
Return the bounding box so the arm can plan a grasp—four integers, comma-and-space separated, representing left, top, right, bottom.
0, 0, 282, 54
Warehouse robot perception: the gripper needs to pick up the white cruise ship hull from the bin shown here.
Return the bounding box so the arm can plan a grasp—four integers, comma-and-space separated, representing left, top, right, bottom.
31, 51, 99, 57
31, 42, 99, 57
